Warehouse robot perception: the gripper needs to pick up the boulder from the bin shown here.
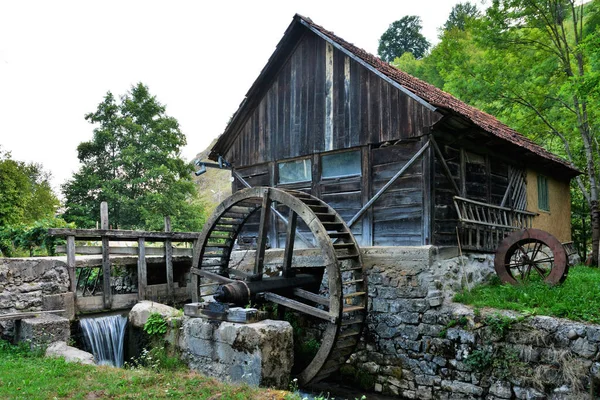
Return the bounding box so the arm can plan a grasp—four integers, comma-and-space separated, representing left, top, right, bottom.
45, 341, 95, 365
128, 301, 180, 328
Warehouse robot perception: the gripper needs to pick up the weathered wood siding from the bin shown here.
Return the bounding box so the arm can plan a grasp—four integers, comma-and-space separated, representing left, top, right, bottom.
223, 30, 441, 248
432, 139, 512, 246
225, 31, 440, 167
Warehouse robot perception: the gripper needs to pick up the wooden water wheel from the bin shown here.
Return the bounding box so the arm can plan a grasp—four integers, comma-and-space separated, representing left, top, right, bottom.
190, 187, 367, 385
494, 228, 569, 285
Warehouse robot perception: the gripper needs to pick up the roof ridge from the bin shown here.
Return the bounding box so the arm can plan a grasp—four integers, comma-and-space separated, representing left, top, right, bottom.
296, 15, 578, 174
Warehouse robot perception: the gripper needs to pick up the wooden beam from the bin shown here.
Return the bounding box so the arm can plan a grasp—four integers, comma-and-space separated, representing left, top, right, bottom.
431, 136, 460, 196
48, 228, 200, 242
100, 203, 111, 310
137, 238, 147, 301
164, 216, 174, 305
282, 209, 297, 278
191, 239, 199, 303
0, 310, 65, 322
263, 292, 335, 323
254, 189, 272, 278
66, 236, 76, 297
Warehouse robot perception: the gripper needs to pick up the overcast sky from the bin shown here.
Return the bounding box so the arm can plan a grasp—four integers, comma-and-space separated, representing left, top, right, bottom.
0, 0, 484, 192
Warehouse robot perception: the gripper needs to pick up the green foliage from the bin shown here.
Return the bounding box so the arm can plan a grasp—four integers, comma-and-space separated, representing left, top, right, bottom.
439, 316, 469, 338
378, 15, 430, 61
62, 83, 205, 232
466, 345, 523, 379
483, 313, 517, 337
143, 313, 168, 336
0, 149, 60, 228
126, 346, 184, 372
0, 217, 72, 257
0, 339, 274, 399
395, 0, 600, 257
454, 265, 600, 323
443, 2, 480, 32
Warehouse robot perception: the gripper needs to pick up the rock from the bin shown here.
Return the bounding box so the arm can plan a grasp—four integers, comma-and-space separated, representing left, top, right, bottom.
45, 341, 95, 365
440, 380, 484, 396
18, 313, 70, 349
571, 337, 597, 358
489, 380, 512, 399
180, 318, 293, 389
128, 301, 180, 328
513, 386, 545, 399
567, 329, 578, 340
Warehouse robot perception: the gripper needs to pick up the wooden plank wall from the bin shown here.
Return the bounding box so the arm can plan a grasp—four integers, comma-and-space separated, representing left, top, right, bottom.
371, 141, 424, 246
226, 31, 440, 168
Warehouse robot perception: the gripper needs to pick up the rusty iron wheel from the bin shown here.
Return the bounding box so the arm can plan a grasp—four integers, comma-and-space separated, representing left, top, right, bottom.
494, 228, 568, 285
190, 187, 367, 385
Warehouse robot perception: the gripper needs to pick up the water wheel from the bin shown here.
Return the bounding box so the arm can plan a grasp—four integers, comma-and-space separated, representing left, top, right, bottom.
494, 228, 569, 285
190, 187, 367, 385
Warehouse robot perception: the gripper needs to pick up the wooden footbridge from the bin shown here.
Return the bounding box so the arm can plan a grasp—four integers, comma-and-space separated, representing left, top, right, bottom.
49, 202, 199, 313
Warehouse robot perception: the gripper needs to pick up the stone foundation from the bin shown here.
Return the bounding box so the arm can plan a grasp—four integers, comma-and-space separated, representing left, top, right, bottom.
179, 317, 293, 389
0, 258, 72, 339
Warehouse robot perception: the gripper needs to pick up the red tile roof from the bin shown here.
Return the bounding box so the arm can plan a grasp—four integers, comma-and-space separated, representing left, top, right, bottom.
297, 14, 579, 176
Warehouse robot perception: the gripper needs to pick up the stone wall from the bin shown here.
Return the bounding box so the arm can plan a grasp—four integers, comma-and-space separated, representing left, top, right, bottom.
0, 258, 73, 338
346, 247, 599, 399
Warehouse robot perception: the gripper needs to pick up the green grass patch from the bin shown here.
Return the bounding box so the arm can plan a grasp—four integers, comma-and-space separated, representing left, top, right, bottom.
0, 340, 288, 400
454, 265, 600, 324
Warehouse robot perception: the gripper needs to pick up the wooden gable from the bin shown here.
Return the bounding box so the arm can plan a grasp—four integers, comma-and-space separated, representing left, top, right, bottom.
225, 29, 442, 168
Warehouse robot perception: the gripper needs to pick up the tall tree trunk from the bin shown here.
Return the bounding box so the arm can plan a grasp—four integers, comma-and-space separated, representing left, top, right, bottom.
591, 200, 600, 266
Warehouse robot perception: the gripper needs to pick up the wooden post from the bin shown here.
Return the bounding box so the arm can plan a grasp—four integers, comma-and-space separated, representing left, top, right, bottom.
100, 202, 112, 309
66, 235, 77, 296
191, 239, 199, 303
254, 189, 272, 278
137, 238, 147, 300
164, 216, 174, 305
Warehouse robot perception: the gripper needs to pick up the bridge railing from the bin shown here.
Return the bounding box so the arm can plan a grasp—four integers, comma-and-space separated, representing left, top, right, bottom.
48, 202, 199, 312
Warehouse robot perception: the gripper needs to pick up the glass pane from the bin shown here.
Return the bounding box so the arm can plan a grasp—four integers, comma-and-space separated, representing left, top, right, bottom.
278, 159, 312, 184
321, 151, 361, 179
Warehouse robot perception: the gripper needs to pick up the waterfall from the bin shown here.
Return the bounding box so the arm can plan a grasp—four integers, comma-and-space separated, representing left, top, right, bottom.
80, 315, 127, 367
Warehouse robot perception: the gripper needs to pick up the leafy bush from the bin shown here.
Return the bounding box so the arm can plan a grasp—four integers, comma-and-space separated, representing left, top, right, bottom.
143, 313, 168, 336
0, 217, 73, 257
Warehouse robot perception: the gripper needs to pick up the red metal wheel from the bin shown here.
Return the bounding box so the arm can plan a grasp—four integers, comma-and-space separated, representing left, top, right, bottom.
494, 229, 568, 285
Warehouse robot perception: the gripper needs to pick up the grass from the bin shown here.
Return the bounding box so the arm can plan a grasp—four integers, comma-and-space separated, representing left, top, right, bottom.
454, 265, 600, 324
0, 341, 289, 400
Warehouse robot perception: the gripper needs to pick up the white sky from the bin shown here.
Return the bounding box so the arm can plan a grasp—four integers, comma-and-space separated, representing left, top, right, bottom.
0, 0, 481, 192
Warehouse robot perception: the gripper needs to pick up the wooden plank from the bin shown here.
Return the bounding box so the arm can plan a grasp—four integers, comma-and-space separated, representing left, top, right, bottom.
137, 238, 147, 301
48, 228, 200, 242
263, 292, 335, 323
361, 146, 373, 246
55, 245, 193, 257
293, 288, 329, 306
282, 209, 297, 278
254, 189, 272, 277
101, 235, 111, 309
66, 236, 76, 296
76, 293, 138, 313
164, 216, 174, 305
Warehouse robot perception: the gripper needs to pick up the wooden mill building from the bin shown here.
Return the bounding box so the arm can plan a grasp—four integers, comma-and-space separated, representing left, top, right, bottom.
208, 14, 579, 252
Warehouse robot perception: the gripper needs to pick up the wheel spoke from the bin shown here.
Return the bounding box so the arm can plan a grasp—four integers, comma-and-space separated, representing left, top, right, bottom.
254, 189, 272, 278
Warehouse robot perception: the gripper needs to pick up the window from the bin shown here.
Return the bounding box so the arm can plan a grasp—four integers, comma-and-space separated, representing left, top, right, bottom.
278, 158, 312, 184
321, 150, 361, 179
537, 175, 549, 211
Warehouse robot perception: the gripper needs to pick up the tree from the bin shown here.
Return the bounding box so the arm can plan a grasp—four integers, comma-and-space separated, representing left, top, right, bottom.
378, 16, 430, 61
443, 2, 480, 32
0, 149, 60, 227
62, 83, 205, 231
398, 0, 600, 264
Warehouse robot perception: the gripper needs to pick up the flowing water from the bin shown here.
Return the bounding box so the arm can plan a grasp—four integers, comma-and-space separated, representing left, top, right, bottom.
80, 314, 127, 367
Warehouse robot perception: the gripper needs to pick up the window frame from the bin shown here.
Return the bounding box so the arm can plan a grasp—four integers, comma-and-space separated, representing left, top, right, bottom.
320, 149, 362, 180
277, 157, 312, 185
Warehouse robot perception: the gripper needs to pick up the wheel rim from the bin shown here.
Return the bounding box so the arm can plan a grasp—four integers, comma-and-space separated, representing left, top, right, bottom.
190, 187, 367, 384
494, 228, 568, 285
